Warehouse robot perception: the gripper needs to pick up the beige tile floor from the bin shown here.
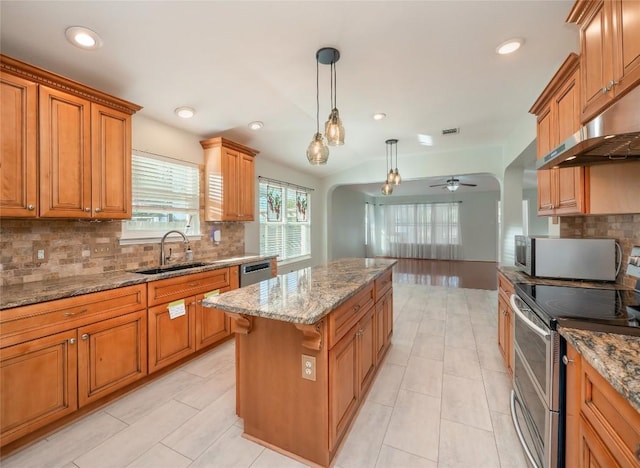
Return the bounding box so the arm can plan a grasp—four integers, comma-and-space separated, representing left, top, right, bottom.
3, 283, 528, 468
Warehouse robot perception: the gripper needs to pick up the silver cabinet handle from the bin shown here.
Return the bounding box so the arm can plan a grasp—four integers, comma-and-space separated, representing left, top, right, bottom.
510, 390, 541, 468
81, 333, 89, 340
27, 204, 35, 210
69, 338, 76, 345
95, 207, 102, 212
562, 355, 573, 365
602, 86, 609, 94
64, 308, 88, 317
85, 207, 91, 212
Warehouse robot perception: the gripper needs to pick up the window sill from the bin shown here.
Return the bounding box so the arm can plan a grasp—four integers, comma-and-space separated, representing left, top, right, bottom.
119, 234, 202, 246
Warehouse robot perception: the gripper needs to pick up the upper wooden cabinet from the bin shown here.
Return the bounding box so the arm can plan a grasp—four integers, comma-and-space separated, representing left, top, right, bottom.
200, 137, 259, 222
0, 54, 141, 219
530, 54, 586, 216
568, 0, 640, 123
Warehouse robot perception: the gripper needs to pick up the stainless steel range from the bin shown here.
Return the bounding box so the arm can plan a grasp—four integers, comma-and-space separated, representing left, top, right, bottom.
510, 281, 640, 468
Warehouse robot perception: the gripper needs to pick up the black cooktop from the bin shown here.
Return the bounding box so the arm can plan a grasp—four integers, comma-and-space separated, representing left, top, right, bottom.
515, 283, 640, 337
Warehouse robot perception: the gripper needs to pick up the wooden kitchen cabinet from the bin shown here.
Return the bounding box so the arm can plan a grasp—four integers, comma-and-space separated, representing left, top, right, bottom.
375, 289, 393, 362
200, 137, 259, 222
568, 0, 640, 123
564, 341, 640, 468
147, 268, 233, 373
0, 72, 37, 217
497, 272, 514, 376
0, 284, 147, 447
0, 54, 140, 219
0, 330, 78, 446
530, 54, 586, 216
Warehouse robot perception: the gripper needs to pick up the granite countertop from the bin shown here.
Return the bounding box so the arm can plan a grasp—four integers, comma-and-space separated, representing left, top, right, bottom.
560, 328, 640, 413
498, 266, 630, 290
0, 254, 275, 310
202, 257, 397, 325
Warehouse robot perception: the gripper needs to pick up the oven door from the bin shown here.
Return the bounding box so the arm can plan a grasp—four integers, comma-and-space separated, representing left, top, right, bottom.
510, 294, 560, 468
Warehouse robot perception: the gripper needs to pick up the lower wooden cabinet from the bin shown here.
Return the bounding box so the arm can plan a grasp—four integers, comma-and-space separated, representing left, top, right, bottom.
564, 341, 640, 468
497, 272, 514, 376
147, 300, 197, 373
375, 289, 393, 362
0, 330, 78, 446
196, 288, 231, 351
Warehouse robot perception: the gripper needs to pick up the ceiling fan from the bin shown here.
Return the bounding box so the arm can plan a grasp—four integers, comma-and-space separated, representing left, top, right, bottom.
429, 177, 477, 192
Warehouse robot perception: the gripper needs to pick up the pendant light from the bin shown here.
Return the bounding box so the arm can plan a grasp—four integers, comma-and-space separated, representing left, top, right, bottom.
307, 54, 329, 165
381, 139, 394, 195
318, 47, 345, 146
389, 139, 401, 185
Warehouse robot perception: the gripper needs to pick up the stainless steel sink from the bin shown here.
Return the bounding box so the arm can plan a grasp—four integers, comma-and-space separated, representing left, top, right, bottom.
132, 262, 208, 275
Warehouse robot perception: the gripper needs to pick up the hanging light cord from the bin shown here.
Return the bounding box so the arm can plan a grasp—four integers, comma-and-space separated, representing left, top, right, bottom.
394, 141, 398, 168
331, 60, 337, 109
315, 59, 320, 133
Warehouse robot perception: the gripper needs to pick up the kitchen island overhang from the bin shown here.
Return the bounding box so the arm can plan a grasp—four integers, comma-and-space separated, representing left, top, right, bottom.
202, 257, 396, 467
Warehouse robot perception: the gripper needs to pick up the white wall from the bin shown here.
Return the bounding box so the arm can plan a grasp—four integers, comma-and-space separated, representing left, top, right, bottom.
329, 187, 368, 259
132, 114, 203, 164
523, 188, 549, 236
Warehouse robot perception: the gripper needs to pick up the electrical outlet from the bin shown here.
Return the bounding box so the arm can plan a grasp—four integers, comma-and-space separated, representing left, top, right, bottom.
301, 354, 316, 381
92, 243, 115, 257
32, 243, 48, 263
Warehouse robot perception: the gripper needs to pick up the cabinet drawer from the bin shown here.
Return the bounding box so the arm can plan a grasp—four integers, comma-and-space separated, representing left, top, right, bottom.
328, 283, 374, 349
374, 270, 392, 302
147, 268, 230, 307
498, 272, 514, 301
0, 284, 146, 347
580, 359, 640, 467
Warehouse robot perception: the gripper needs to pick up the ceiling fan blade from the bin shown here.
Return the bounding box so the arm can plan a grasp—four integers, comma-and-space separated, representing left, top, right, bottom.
429, 183, 447, 187
460, 183, 477, 187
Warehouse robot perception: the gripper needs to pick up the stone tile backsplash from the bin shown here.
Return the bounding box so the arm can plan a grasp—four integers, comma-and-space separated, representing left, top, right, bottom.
561, 214, 640, 289
0, 219, 245, 286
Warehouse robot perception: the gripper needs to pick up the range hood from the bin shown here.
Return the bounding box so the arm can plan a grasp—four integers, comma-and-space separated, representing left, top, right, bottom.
537, 85, 640, 170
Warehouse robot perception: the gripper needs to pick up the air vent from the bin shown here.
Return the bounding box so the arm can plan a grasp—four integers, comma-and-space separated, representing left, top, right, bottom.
442, 127, 460, 135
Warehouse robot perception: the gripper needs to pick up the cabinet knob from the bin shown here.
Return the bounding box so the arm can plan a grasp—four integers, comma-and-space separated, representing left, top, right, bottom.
27, 204, 35, 211
95, 208, 102, 213
607, 80, 619, 91
601, 86, 609, 94
81, 333, 89, 340
562, 355, 573, 365
85, 207, 91, 212
69, 338, 76, 345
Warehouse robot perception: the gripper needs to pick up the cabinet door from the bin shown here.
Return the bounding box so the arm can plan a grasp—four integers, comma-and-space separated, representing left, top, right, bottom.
375, 300, 385, 362
581, 0, 616, 122
39, 85, 92, 218
222, 148, 240, 220
579, 415, 619, 468
329, 324, 359, 451
0, 330, 78, 446
148, 299, 196, 373
382, 289, 394, 350
614, 0, 640, 98
358, 306, 376, 396
77, 310, 147, 407
0, 73, 37, 217
238, 152, 255, 221
565, 343, 582, 468
497, 295, 510, 372
91, 103, 132, 219
195, 287, 231, 351
536, 106, 555, 215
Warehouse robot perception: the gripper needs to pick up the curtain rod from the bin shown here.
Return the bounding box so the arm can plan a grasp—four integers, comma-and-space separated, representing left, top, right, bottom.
259, 176, 315, 192
368, 201, 462, 206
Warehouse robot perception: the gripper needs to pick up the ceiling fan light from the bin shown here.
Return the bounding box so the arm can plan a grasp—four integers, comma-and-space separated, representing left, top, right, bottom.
446, 181, 460, 191
307, 133, 329, 165
325, 108, 345, 146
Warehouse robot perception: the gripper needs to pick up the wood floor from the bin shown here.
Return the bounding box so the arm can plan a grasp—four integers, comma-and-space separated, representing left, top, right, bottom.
391, 258, 498, 290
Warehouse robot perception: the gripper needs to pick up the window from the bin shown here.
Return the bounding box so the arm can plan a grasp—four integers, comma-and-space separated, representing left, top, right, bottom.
259, 180, 311, 262
121, 151, 200, 242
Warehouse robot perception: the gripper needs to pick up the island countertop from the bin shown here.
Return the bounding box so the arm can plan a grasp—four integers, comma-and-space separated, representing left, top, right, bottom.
202, 257, 397, 325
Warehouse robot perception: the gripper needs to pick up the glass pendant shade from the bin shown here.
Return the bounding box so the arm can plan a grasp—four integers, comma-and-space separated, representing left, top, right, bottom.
393, 169, 402, 185
325, 108, 345, 146
381, 181, 393, 195
307, 133, 329, 165
387, 169, 395, 184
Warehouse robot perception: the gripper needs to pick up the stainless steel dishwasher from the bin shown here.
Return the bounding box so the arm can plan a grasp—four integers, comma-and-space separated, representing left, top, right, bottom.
239, 259, 273, 287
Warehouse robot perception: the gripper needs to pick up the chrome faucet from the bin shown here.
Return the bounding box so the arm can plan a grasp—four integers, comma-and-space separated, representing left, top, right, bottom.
160, 230, 189, 266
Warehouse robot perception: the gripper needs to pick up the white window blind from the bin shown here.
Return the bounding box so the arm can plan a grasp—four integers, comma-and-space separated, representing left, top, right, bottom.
121, 151, 200, 241
259, 180, 311, 262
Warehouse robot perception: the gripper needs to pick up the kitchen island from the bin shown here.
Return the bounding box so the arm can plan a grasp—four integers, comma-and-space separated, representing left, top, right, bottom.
202, 257, 396, 467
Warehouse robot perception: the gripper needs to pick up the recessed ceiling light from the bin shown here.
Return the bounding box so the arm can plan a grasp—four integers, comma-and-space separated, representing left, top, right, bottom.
248, 121, 264, 130
175, 106, 195, 119
418, 134, 433, 146
373, 113, 387, 121
496, 38, 524, 55
65, 26, 103, 50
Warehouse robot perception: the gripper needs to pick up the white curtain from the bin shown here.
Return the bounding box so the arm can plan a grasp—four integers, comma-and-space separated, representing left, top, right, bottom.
366, 202, 462, 260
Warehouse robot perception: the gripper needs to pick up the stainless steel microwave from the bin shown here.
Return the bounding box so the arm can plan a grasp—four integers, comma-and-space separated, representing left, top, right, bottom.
514, 236, 618, 281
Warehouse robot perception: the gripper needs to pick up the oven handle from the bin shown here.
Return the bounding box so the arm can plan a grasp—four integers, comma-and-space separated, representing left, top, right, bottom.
510, 390, 541, 468
510, 294, 550, 339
